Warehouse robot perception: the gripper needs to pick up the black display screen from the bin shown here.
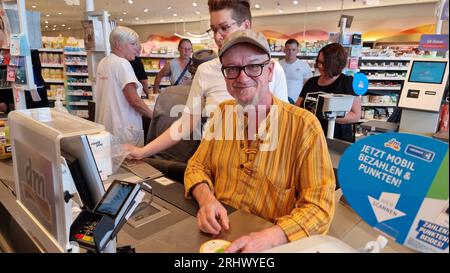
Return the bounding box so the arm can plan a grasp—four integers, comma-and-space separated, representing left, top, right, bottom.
96, 182, 135, 217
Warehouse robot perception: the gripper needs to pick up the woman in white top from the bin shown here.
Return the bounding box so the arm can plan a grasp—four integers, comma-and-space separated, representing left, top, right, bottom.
153, 39, 193, 93
94, 26, 153, 140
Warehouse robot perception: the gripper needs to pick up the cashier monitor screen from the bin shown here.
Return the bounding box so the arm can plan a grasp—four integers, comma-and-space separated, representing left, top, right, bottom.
61, 135, 105, 211
408, 61, 447, 84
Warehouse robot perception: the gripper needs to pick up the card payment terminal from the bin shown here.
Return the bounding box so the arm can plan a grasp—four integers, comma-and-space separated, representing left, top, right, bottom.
70, 180, 147, 252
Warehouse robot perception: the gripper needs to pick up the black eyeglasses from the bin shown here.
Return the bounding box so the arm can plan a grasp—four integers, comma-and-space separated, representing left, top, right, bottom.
221, 61, 270, 79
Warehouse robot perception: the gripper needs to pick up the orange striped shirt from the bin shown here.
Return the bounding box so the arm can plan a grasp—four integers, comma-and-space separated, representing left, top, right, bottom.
184, 96, 335, 241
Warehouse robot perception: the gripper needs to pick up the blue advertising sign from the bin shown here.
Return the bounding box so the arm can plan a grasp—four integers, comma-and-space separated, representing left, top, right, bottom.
352, 73, 369, 96
338, 133, 448, 253
419, 34, 449, 52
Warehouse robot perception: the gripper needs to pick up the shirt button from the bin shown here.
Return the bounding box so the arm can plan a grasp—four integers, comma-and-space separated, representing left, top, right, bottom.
239, 164, 244, 169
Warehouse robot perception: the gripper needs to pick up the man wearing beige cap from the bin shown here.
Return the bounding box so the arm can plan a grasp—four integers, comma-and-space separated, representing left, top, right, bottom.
184, 30, 336, 253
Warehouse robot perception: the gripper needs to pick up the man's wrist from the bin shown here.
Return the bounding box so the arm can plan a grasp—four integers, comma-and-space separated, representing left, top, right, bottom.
269, 225, 289, 247
192, 181, 214, 207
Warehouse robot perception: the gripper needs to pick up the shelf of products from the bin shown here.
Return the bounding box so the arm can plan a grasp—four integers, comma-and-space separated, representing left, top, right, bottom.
356, 48, 417, 126
39, 49, 65, 101
140, 53, 178, 89
0, 49, 11, 90
359, 48, 414, 103
65, 50, 91, 119
39, 36, 91, 119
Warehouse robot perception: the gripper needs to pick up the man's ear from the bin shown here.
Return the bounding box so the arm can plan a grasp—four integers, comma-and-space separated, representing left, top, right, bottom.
242, 19, 251, 30
267, 61, 274, 82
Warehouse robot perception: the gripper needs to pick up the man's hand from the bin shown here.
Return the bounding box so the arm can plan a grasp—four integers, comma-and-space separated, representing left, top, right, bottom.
123, 143, 147, 160
225, 225, 288, 253
192, 183, 229, 235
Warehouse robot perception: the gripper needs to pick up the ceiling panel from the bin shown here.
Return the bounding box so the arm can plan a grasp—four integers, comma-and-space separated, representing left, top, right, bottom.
12, 0, 439, 32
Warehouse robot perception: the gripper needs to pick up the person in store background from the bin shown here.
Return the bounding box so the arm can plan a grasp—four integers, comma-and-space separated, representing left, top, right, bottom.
152, 38, 193, 93
95, 26, 152, 141
295, 43, 361, 142
184, 30, 335, 253
130, 44, 152, 140
280, 38, 313, 104
125, 0, 288, 160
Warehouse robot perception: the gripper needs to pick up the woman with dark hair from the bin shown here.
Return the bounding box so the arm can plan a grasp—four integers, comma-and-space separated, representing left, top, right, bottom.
295, 43, 361, 142
153, 38, 193, 93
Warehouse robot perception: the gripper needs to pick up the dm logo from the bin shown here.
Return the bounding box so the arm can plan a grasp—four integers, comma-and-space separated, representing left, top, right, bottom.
23, 158, 52, 223
384, 138, 401, 152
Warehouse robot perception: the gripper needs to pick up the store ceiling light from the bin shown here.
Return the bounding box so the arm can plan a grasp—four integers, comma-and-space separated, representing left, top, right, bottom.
58, 12, 62, 15
62, 24, 66, 27
135, 17, 139, 20
45, 20, 48, 24
119, 18, 123, 22
167, 6, 172, 10
279, 9, 283, 13
123, 11, 127, 15
293, 0, 299, 5
255, 4, 260, 9
186, 31, 210, 38
128, 0, 134, 4
195, 11, 200, 15
46, 14, 50, 17
160, 19, 164, 22
32, 5, 37, 8
173, 13, 178, 16
174, 32, 210, 43
68, 27, 71, 30
144, 8, 149, 13
193, 2, 198, 7
316, 5, 322, 10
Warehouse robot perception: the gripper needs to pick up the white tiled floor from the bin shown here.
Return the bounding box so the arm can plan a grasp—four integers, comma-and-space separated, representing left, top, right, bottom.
328, 190, 415, 253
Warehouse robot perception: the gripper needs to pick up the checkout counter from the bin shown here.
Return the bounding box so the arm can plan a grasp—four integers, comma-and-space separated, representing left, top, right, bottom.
0, 105, 419, 253
0, 150, 273, 253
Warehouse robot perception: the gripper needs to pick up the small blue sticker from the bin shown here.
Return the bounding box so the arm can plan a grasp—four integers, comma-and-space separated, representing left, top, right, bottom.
353, 73, 369, 96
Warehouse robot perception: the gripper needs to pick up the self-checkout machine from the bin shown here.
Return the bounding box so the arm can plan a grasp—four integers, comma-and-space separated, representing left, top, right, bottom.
397, 57, 449, 135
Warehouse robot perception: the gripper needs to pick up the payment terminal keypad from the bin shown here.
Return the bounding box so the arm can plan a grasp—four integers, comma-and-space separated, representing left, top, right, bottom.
74, 214, 102, 246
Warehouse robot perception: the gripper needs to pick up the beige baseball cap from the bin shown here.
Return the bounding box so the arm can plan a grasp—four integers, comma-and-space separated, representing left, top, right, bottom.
218, 29, 271, 60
